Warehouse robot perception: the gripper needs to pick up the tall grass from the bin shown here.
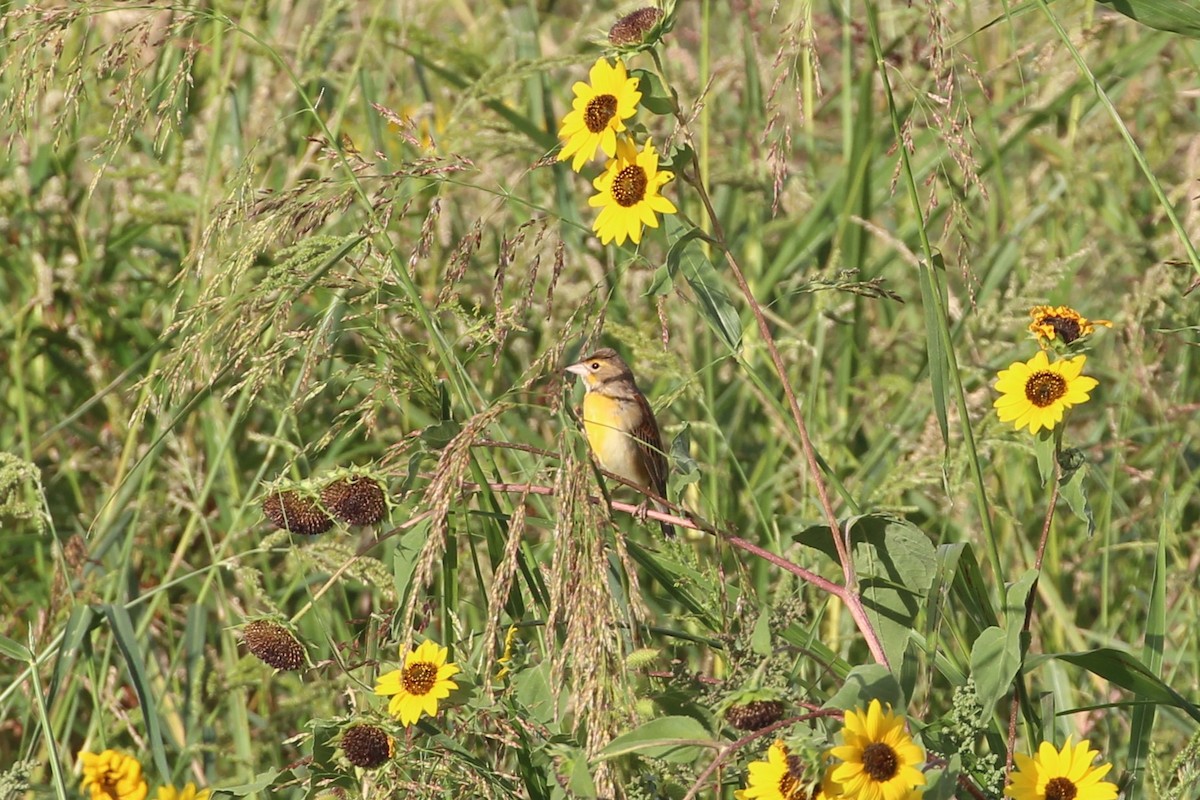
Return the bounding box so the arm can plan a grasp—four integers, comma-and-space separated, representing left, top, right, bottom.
2, 0, 1199, 797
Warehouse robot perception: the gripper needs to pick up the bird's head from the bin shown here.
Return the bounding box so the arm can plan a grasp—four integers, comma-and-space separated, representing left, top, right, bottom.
565, 347, 632, 389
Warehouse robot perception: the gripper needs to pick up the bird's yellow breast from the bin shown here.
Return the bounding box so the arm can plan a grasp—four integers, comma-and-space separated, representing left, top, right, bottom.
581, 391, 649, 487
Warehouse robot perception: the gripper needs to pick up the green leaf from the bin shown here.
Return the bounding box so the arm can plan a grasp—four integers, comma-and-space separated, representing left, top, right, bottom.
630, 69, 676, 115
824, 665, 904, 711
103, 605, 171, 779
669, 424, 700, 488
916, 258, 949, 448
921, 755, 962, 800
214, 769, 284, 796
0, 633, 30, 661
1033, 430, 1056, 487
1096, 0, 1200, 37
750, 605, 773, 657
1027, 648, 1200, 724
970, 627, 1018, 713
1127, 511, 1168, 792
799, 515, 937, 673
1058, 460, 1095, 536
679, 249, 742, 352
595, 715, 713, 763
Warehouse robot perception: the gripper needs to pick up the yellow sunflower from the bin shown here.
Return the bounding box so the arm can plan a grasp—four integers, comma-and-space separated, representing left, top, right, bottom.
829, 700, 926, 800
736, 741, 815, 800
1028, 305, 1110, 347
374, 639, 461, 726
993, 350, 1098, 434
557, 57, 642, 172
1005, 737, 1117, 800
79, 750, 149, 800
156, 783, 211, 800
588, 136, 677, 246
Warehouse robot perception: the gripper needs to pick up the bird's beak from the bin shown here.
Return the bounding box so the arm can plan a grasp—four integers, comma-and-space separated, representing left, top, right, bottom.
565, 362, 589, 378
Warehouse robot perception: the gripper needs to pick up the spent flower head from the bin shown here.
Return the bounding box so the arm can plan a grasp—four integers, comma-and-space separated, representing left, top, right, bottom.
1028, 305, 1111, 349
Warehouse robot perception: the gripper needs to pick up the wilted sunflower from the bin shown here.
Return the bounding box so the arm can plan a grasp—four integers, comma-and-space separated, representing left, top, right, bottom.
1005, 737, 1117, 800
588, 136, 677, 246
993, 350, 1098, 434
557, 57, 642, 172
374, 639, 461, 726
1028, 305, 1110, 347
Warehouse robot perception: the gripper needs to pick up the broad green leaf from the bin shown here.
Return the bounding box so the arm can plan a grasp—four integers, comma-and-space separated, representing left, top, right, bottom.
595, 715, 713, 763
630, 69, 676, 115
215, 769, 284, 796
824, 665, 904, 711
921, 756, 962, 800
1096, 0, 1200, 37
1033, 430, 1056, 487
969, 627, 1012, 713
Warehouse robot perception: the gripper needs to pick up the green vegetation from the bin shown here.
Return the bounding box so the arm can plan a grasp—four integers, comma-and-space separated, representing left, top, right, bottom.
2, 1, 1200, 797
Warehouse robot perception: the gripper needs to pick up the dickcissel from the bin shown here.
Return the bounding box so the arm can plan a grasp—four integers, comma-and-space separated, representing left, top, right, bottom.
566, 347, 675, 537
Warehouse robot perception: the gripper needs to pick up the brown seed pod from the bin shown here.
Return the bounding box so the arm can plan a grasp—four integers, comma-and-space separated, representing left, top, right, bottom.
242, 620, 306, 671
341, 723, 394, 768
608, 7, 665, 46
724, 699, 786, 731
321, 476, 387, 526
262, 489, 333, 535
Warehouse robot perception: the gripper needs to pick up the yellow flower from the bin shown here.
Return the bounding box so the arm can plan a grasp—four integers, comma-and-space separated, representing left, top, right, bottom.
736, 741, 812, 800
557, 57, 642, 172
156, 784, 211, 800
495, 624, 518, 680
588, 136, 677, 246
993, 350, 1098, 434
1028, 305, 1110, 347
829, 700, 926, 800
1004, 737, 1117, 800
79, 750, 149, 800
374, 639, 461, 726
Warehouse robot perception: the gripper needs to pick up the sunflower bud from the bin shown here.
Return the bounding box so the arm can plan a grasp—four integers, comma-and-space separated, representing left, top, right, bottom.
608, 7, 664, 46
242, 620, 306, 671
725, 699, 785, 731
341, 723, 394, 768
262, 490, 333, 535
321, 476, 387, 526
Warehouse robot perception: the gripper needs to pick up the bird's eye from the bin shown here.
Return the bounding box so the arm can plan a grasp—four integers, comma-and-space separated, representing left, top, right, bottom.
590, 362, 600, 370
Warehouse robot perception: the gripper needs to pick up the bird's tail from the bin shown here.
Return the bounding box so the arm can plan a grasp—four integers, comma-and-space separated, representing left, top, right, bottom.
654, 501, 676, 538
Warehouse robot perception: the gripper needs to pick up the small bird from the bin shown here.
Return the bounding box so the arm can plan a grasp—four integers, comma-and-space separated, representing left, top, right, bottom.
566, 347, 675, 537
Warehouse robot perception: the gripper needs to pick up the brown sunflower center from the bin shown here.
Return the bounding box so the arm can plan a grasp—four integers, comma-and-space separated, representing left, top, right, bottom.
1025, 370, 1067, 408
1043, 314, 1083, 343
402, 661, 438, 695
99, 775, 120, 797
862, 741, 900, 782
778, 756, 809, 800
584, 94, 619, 133
1045, 776, 1078, 800
612, 165, 648, 207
